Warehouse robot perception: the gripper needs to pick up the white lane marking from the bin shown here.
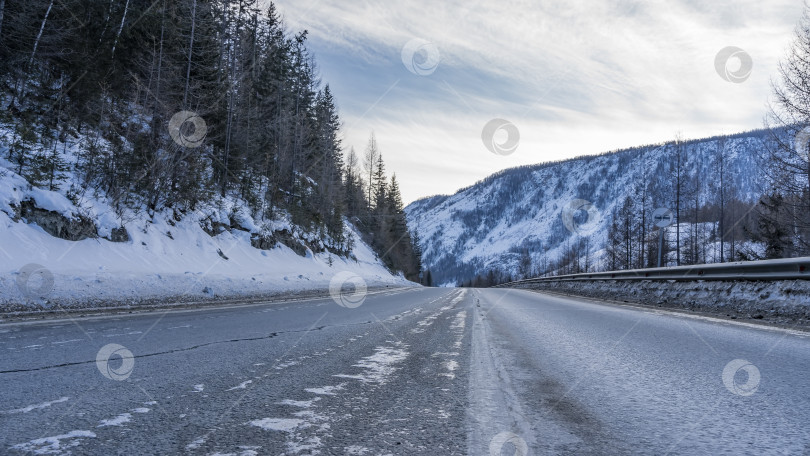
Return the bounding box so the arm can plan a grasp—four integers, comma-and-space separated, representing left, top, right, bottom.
51, 339, 83, 345
167, 325, 191, 330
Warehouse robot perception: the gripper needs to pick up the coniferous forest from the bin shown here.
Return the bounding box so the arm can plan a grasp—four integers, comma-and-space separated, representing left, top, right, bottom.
0, 0, 422, 280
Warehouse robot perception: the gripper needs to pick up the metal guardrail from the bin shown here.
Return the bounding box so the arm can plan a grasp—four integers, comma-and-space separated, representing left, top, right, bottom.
495, 257, 810, 288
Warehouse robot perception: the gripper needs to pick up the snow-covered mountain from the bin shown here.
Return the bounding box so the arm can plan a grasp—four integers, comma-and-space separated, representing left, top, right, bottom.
405, 130, 771, 286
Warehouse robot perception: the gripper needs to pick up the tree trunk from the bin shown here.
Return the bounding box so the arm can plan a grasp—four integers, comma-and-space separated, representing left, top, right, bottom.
0, 0, 6, 38
183, 0, 196, 108
111, 0, 130, 58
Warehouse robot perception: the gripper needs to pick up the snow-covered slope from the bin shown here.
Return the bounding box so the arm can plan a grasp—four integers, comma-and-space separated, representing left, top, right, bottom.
406, 130, 770, 286
0, 147, 410, 312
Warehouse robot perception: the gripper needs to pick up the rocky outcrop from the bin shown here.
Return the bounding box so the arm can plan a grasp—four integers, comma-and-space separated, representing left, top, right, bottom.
18, 200, 97, 241
13, 200, 130, 243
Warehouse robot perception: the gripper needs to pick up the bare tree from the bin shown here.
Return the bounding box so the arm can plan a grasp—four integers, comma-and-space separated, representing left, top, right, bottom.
717, 137, 727, 262
110, 0, 130, 58
672, 133, 684, 265
764, 6, 810, 255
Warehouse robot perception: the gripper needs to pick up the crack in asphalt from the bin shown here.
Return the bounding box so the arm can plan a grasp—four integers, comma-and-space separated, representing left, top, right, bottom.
0, 326, 332, 374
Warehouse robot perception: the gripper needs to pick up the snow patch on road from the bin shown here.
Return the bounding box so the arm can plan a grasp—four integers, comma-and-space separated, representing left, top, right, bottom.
210, 447, 260, 456
410, 290, 465, 334
249, 418, 304, 432
440, 360, 459, 379
274, 359, 300, 370
333, 345, 409, 384
98, 413, 131, 427
279, 399, 320, 408
304, 385, 345, 396
185, 436, 206, 450
226, 380, 252, 391
12, 430, 96, 454
452, 310, 467, 349
2, 396, 69, 414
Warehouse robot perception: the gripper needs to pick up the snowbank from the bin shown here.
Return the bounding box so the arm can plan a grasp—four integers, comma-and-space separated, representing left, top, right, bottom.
514, 279, 810, 327
0, 205, 412, 312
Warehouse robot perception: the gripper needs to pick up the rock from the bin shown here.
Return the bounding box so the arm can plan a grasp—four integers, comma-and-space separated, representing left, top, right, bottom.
107, 227, 130, 243
19, 199, 97, 241
250, 233, 276, 250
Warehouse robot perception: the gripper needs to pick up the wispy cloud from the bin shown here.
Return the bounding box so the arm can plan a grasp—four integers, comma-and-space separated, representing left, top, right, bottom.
270, 0, 804, 203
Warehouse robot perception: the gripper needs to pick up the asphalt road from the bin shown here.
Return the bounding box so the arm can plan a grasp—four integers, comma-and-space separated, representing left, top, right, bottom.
1, 288, 809, 455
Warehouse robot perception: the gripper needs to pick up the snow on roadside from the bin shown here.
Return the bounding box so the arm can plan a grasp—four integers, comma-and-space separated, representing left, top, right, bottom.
0, 147, 414, 311
518, 279, 810, 325
0, 202, 412, 311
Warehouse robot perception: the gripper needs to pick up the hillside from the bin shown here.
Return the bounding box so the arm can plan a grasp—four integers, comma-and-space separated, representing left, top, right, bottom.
406, 130, 773, 286
0, 139, 410, 310
0, 0, 420, 309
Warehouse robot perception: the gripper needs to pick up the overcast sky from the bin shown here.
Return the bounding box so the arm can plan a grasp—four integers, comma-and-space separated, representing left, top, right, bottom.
269, 0, 805, 204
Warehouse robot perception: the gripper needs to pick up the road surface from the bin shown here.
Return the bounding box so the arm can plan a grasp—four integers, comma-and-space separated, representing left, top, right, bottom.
1, 288, 809, 455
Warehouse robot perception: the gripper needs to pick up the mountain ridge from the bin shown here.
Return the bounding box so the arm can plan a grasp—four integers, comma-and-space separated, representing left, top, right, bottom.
406, 128, 773, 286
